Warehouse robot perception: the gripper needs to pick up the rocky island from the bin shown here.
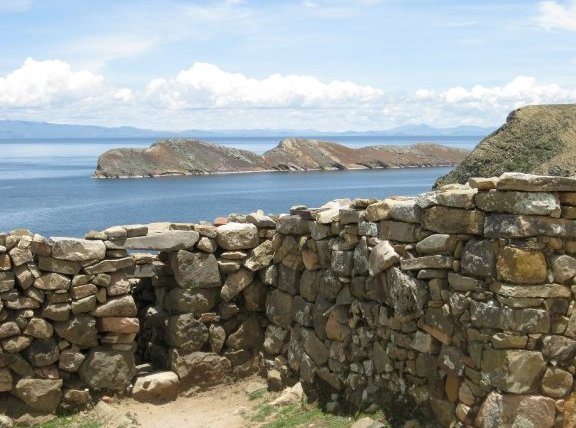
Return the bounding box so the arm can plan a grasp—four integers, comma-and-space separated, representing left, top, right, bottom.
436, 104, 576, 187
93, 138, 469, 178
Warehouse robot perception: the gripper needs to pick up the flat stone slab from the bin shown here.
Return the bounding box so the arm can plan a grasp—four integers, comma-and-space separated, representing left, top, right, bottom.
497, 172, 576, 192
118, 231, 199, 251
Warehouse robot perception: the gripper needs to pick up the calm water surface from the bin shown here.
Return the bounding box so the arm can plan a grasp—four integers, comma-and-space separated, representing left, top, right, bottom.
0, 136, 479, 237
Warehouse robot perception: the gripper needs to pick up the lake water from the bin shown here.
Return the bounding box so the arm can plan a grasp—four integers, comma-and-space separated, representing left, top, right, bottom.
0, 136, 480, 237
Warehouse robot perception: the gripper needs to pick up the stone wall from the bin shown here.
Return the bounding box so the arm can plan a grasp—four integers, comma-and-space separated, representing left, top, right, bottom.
2, 172, 576, 428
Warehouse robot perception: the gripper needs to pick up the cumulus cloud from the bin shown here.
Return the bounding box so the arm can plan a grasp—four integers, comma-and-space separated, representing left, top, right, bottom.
417, 76, 576, 107
2, 58, 576, 130
0, 58, 103, 108
143, 62, 383, 109
538, 0, 576, 31
412, 76, 576, 127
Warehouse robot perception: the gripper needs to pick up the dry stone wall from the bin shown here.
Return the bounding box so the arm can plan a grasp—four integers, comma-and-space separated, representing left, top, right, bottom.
1, 172, 576, 428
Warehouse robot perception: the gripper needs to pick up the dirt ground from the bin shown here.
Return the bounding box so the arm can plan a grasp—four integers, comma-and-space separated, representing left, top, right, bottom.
97, 377, 271, 428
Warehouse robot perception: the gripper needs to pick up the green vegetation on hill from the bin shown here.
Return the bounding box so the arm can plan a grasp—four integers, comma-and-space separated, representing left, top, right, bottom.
435, 104, 576, 187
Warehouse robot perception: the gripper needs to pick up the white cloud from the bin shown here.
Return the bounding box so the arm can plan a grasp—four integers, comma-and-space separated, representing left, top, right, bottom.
413, 76, 576, 126
538, 0, 576, 31
0, 58, 103, 108
143, 62, 383, 109
1, 59, 576, 131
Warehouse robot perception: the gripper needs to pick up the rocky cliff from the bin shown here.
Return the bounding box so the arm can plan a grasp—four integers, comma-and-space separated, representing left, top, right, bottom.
436, 104, 576, 187
94, 138, 469, 178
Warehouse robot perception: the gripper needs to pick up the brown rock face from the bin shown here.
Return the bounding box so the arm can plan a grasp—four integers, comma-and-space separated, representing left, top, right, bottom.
94, 138, 468, 178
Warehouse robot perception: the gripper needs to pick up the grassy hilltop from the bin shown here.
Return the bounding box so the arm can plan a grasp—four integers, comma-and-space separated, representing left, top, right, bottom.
436, 104, 576, 187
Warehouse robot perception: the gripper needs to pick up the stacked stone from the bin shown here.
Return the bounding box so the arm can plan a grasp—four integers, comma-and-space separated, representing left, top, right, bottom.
0, 228, 139, 415
268, 172, 576, 428
147, 211, 278, 387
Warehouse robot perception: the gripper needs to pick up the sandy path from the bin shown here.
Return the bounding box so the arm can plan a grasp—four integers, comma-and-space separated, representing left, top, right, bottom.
103, 378, 265, 428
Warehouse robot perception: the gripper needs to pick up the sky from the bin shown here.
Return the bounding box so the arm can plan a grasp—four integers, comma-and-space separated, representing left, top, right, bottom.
0, 0, 576, 131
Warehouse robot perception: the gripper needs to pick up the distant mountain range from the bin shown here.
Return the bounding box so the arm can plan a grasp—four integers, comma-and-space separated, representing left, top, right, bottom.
0, 120, 494, 139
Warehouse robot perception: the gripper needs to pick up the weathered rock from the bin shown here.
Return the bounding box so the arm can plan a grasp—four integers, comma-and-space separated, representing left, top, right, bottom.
132, 371, 180, 402
496, 246, 547, 284
302, 329, 329, 366
51, 238, 106, 261
277, 215, 309, 235
244, 240, 274, 271
434, 188, 477, 209
92, 295, 137, 317
485, 214, 576, 238
208, 324, 226, 353
0, 322, 20, 339
552, 254, 576, 283
265, 290, 293, 328
0, 368, 12, 392
379, 220, 419, 242
221, 268, 253, 302
448, 272, 484, 292
331, 250, 353, 277
368, 240, 399, 276
13, 378, 63, 413
325, 306, 350, 341
34, 273, 70, 291
0, 415, 13, 428
263, 324, 288, 355
415, 234, 456, 255
541, 366, 573, 398
83, 257, 133, 274
497, 171, 576, 192
120, 231, 199, 251
490, 282, 570, 299
542, 335, 576, 361
25, 338, 59, 367
171, 251, 221, 288
1, 335, 31, 352
422, 206, 484, 235
166, 313, 208, 351
476, 190, 560, 216
59, 388, 92, 412
58, 348, 86, 372
400, 255, 453, 270
38, 256, 81, 275
0, 272, 15, 292
461, 239, 495, 278
97, 317, 139, 333
54, 315, 98, 348
238, 281, 264, 312
79, 349, 135, 391
226, 316, 263, 350
481, 349, 545, 393
475, 391, 555, 428
169, 350, 231, 385
216, 223, 259, 250
292, 295, 314, 327
165, 288, 218, 314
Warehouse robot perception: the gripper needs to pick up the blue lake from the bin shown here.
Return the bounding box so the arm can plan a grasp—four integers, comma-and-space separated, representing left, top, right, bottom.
0, 136, 479, 237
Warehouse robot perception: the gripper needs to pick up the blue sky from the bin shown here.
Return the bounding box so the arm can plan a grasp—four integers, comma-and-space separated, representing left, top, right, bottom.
1, 0, 576, 130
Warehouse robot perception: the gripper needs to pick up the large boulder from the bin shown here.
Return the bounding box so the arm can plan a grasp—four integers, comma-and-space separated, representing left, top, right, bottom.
165, 314, 208, 351
51, 238, 106, 261
54, 315, 98, 348
78, 349, 135, 391
132, 371, 180, 403
475, 391, 555, 428
170, 251, 221, 288
169, 350, 231, 385
13, 378, 63, 413
216, 223, 259, 250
